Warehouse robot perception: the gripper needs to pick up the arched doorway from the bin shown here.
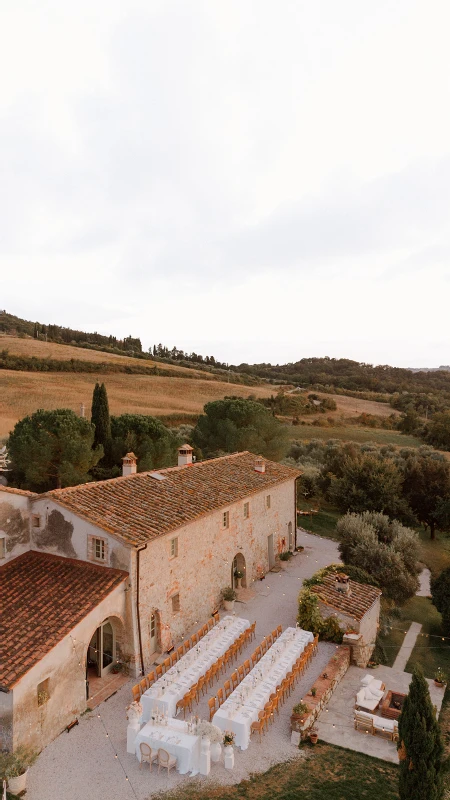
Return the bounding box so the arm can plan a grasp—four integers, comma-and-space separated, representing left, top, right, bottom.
232, 552, 247, 589
87, 618, 117, 678
288, 521, 294, 551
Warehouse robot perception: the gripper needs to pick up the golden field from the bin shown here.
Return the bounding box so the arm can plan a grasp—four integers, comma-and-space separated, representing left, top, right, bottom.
0, 370, 274, 439
0, 335, 212, 378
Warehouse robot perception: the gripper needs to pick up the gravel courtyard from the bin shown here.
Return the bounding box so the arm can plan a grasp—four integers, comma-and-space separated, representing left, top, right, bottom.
27, 531, 340, 800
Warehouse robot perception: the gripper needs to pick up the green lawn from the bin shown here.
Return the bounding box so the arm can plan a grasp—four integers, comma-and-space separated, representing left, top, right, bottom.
417, 529, 450, 578
297, 505, 341, 541
158, 743, 399, 800
291, 424, 422, 448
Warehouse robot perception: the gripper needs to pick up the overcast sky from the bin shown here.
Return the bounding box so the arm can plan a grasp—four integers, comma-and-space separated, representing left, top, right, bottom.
2, 1, 450, 367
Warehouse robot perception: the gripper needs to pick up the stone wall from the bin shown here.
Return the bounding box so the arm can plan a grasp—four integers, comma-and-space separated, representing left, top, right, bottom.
136, 479, 296, 673
0, 489, 31, 564
291, 645, 350, 738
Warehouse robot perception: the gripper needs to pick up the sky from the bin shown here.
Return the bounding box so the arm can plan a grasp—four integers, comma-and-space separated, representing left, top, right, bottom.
1, 0, 450, 368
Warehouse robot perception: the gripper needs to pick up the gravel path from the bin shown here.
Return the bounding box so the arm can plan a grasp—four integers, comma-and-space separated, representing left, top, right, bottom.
27, 531, 339, 800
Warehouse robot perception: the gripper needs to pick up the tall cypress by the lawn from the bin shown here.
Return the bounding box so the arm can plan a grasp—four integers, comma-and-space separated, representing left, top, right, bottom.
91, 382, 112, 464
398, 667, 444, 800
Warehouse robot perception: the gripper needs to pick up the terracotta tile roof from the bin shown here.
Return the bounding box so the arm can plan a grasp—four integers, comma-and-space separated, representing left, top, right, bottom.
40, 452, 300, 546
311, 575, 381, 621
0, 551, 128, 689
0, 486, 37, 497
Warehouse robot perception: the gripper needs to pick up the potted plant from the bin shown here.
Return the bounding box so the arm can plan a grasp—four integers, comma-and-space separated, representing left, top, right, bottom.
233, 569, 243, 589
223, 730, 235, 751
309, 728, 318, 745
291, 701, 309, 731
311, 687, 317, 697
0, 747, 37, 795
222, 586, 237, 612
434, 667, 447, 687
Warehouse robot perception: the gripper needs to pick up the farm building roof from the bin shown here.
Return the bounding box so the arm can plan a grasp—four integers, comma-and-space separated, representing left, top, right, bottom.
310, 574, 381, 621
39, 451, 300, 546
0, 551, 127, 689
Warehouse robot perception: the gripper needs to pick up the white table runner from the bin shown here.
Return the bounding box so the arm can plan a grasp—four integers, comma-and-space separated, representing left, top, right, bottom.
135, 717, 200, 775
213, 627, 313, 750
141, 615, 250, 721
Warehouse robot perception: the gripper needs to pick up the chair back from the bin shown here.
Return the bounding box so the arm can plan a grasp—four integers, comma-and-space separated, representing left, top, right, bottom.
140, 742, 152, 761
158, 748, 169, 765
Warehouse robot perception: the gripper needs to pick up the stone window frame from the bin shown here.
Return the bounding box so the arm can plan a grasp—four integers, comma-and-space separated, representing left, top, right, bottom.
87, 534, 109, 564
243, 502, 250, 519
170, 537, 179, 559
222, 511, 229, 529
32, 514, 41, 529
171, 593, 181, 613
0, 535, 5, 560
266, 495, 271, 510
37, 677, 50, 706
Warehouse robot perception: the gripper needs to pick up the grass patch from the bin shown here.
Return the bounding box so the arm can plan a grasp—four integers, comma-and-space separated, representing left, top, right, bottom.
377, 625, 407, 668
158, 743, 399, 800
298, 505, 341, 541
417, 529, 450, 578
401, 596, 450, 679
291, 424, 422, 448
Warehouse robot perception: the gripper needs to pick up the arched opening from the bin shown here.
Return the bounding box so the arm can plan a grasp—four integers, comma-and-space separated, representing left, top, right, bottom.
232, 552, 247, 589
85, 616, 126, 706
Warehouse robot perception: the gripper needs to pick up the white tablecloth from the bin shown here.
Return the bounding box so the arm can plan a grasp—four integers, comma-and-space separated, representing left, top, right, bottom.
141, 615, 250, 721
135, 717, 200, 775
213, 627, 313, 750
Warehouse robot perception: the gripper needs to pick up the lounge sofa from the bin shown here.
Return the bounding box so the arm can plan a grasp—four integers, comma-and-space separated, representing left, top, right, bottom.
354, 710, 398, 742
356, 684, 384, 712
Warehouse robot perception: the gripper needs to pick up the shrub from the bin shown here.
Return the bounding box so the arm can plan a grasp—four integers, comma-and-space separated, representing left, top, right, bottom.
222, 586, 236, 602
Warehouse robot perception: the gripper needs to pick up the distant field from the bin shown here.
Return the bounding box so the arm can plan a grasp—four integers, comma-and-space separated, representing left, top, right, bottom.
322, 392, 397, 418
290, 424, 422, 448
0, 370, 274, 438
0, 335, 213, 378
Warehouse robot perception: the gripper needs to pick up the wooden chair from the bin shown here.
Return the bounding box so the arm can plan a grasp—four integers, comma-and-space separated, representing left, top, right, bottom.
139, 677, 148, 695
207, 618, 214, 631
210, 663, 219, 684
217, 655, 226, 675
269, 693, 280, 716
201, 624, 208, 637
208, 697, 217, 721
176, 646, 184, 660
176, 696, 188, 718
197, 675, 207, 697
132, 684, 141, 702
354, 712, 374, 735
288, 672, 296, 696
277, 624, 282, 636
217, 688, 224, 707
243, 659, 251, 676
313, 634, 319, 654
139, 742, 158, 771
146, 671, 155, 687
169, 653, 177, 667
157, 748, 177, 775
231, 671, 239, 690
251, 716, 267, 743
191, 633, 198, 646
271, 628, 278, 641
190, 682, 199, 704
250, 621, 256, 641
266, 633, 273, 647
255, 646, 262, 660
183, 640, 190, 654
238, 665, 245, 682
163, 657, 171, 672
205, 667, 214, 688
213, 613, 220, 624
155, 665, 163, 679
224, 679, 232, 699
251, 653, 258, 669
264, 701, 275, 724
230, 643, 239, 664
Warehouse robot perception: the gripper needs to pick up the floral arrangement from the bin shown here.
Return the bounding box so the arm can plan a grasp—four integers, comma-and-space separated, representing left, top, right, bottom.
223, 730, 235, 746
195, 720, 223, 743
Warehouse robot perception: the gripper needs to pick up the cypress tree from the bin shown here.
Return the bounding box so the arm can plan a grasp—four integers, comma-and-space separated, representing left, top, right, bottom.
398, 666, 444, 800
91, 382, 112, 462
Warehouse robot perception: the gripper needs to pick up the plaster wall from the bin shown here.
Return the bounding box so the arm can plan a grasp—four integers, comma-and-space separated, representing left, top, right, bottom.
0, 689, 13, 751
136, 479, 296, 672
319, 599, 380, 645
0, 489, 31, 563
10, 580, 131, 753
29, 497, 131, 572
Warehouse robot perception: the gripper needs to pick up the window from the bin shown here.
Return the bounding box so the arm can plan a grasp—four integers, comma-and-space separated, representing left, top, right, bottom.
243, 502, 249, 519
150, 614, 156, 639
222, 511, 229, 529
88, 534, 108, 563
32, 514, 41, 529
171, 593, 180, 613
266, 495, 271, 510
37, 678, 50, 706
170, 537, 178, 558
0, 536, 5, 560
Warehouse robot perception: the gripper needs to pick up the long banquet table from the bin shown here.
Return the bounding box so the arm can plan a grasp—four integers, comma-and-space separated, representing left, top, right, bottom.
141, 615, 250, 721
135, 717, 200, 775
213, 626, 313, 750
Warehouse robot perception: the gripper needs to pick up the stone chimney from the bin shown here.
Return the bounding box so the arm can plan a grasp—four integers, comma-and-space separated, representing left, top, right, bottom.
335, 573, 351, 595
122, 452, 137, 477
178, 444, 193, 467
254, 456, 266, 474
80, 403, 85, 418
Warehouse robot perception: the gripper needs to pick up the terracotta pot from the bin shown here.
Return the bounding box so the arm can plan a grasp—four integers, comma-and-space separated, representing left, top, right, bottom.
434, 680, 445, 688
223, 600, 235, 612
8, 770, 29, 795
309, 732, 318, 745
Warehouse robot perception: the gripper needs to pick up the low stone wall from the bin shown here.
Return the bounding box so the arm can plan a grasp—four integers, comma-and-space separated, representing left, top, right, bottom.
291, 645, 350, 739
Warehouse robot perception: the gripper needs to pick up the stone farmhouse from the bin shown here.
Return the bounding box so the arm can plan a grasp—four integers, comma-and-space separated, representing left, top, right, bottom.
0, 448, 300, 752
